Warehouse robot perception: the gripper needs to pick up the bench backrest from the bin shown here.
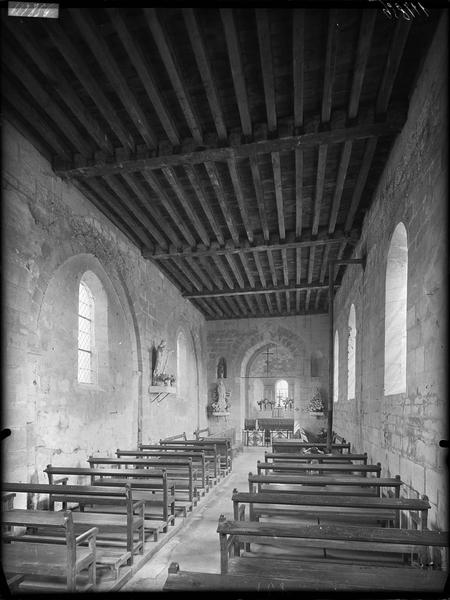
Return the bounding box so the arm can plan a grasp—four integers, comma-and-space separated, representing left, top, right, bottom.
160, 432, 187, 442
193, 427, 209, 440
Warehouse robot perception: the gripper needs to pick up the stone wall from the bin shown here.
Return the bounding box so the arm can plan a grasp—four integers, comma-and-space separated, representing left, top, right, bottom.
206, 315, 329, 440
332, 13, 448, 530
2, 121, 207, 493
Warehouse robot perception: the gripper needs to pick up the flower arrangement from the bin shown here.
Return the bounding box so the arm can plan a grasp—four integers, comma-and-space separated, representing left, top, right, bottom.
153, 373, 176, 386
306, 388, 326, 413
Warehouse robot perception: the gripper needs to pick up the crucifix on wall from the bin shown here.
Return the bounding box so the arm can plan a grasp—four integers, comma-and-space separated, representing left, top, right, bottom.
264, 346, 274, 375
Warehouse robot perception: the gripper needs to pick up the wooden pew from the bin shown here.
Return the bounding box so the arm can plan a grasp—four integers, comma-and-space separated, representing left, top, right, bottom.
87, 456, 197, 514
163, 560, 448, 593
257, 460, 382, 478
264, 451, 368, 464
44, 465, 174, 536
217, 517, 449, 572
195, 426, 242, 458
232, 490, 431, 529
2, 509, 97, 592
139, 443, 221, 485
3, 482, 144, 567
248, 472, 404, 498
161, 432, 187, 442
159, 438, 232, 475
116, 449, 209, 495
272, 439, 351, 453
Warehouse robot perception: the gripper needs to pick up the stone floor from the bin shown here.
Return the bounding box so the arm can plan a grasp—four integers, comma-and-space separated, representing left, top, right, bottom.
121, 446, 264, 591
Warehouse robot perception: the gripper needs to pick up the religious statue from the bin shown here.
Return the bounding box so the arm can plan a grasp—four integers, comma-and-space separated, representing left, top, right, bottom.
152, 339, 173, 385
211, 376, 231, 413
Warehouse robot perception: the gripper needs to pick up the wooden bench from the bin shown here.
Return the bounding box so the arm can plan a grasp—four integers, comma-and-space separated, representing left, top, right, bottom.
163, 560, 448, 593
194, 426, 242, 458
2, 509, 97, 592
87, 456, 197, 515
217, 517, 449, 571
160, 438, 232, 476
44, 465, 174, 536
257, 460, 382, 478
265, 451, 368, 464
160, 432, 187, 442
232, 490, 431, 529
3, 482, 144, 565
116, 448, 209, 495
248, 472, 404, 498
139, 443, 221, 485
272, 440, 351, 453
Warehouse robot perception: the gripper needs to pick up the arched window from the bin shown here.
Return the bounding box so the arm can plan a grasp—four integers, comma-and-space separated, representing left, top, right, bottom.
333, 330, 339, 403
78, 281, 95, 383
347, 304, 356, 400
275, 379, 289, 407
310, 351, 323, 377
384, 222, 408, 395
177, 331, 188, 397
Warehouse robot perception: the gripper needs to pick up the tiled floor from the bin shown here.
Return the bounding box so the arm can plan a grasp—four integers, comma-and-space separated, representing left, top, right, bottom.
121, 446, 265, 591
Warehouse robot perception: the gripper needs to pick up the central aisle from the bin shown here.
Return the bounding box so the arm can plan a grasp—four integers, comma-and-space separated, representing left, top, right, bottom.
122, 446, 264, 591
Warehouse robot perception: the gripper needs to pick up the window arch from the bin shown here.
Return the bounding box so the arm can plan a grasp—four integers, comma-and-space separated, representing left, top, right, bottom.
347, 304, 356, 400
177, 330, 188, 396
78, 281, 95, 383
384, 222, 408, 395
333, 330, 339, 403
275, 379, 289, 407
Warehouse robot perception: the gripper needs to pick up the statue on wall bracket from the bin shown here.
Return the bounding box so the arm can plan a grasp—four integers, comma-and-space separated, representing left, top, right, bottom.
152, 339, 175, 386
211, 375, 231, 414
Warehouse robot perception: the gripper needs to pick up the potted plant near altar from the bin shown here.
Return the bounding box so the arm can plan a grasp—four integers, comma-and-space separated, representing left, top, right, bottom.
306, 388, 326, 416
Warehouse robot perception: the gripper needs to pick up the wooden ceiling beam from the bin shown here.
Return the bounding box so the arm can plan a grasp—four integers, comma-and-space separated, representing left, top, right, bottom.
348, 11, 377, 120
54, 115, 404, 178
2, 79, 72, 161
107, 8, 180, 146
211, 255, 235, 290
171, 258, 203, 292
253, 251, 266, 288
206, 307, 327, 321
69, 8, 157, 149
275, 293, 283, 314
144, 8, 203, 144
196, 298, 220, 319
4, 21, 113, 155
312, 144, 328, 235
295, 148, 303, 237
224, 255, 245, 288
142, 170, 196, 246
345, 137, 378, 231
184, 280, 335, 299
293, 9, 305, 129
220, 9, 252, 137
161, 167, 210, 246
2, 46, 94, 158
239, 253, 255, 288
281, 249, 289, 286
183, 257, 214, 291
249, 156, 270, 242
87, 178, 154, 251
149, 227, 357, 259
234, 295, 248, 315
305, 246, 316, 310
122, 174, 181, 248
204, 162, 240, 244
254, 294, 265, 314
227, 159, 254, 243
183, 8, 227, 141
321, 10, 339, 124
376, 19, 412, 115
183, 165, 224, 245
217, 297, 235, 318
266, 249, 278, 287
265, 294, 274, 315
198, 257, 224, 290
272, 152, 285, 240
43, 19, 135, 151
328, 140, 352, 234
161, 260, 194, 293
256, 9, 277, 132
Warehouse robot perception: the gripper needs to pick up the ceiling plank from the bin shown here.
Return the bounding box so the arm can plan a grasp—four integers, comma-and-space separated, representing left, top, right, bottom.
142, 170, 196, 246
122, 173, 181, 248
348, 11, 377, 120
239, 253, 256, 288
275, 293, 282, 314
224, 254, 245, 288
253, 251, 266, 288
198, 256, 224, 290
87, 178, 154, 251
234, 295, 248, 315
328, 140, 352, 233
150, 227, 358, 259
69, 8, 157, 149
183, 165, 224, 245
162, 259, 194, 293
295, 148, 303, 237
322, 10, 339, 124
2, 46, 94, 158
344, 137, 378, 231
2, 78, 72, 161
207, 307, 327, 321
281, 248, 289, 286
271, 152, 285, 240
172, 257, 203, 292
211, 255, 235, 290
265, 294, 274, 315
249, 156, 270, 242
216, 297, 235, 318
184, 257, 214, 291
107, 8, 180, 146
376, 19, 412, 115
204, 161, 240, 244
220, 8, 252, 137
42, 19, 135, 151
4, 20, 113, 154
144, 7, 203, 143
54, 115, 404, 178
293, 9, 305, 129
196, 298, 219, 319
184, 280, 334, 299
183, 8, 227, 141
314, 244, 330, 310
227, 159, 254, 243
266, 249, 278, 287
254, 294, 265, 314
295, 246, 302, 313
305, 246, 316, 310
161, 167, 210, 246
256, 8, 277, 132
312, 144, 328, 235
